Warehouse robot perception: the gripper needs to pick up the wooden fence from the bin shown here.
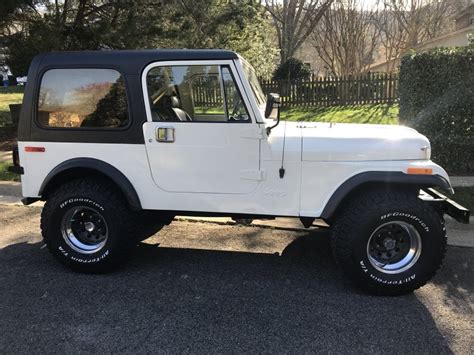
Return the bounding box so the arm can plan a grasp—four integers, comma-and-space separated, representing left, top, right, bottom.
259, 73, 398, 107
192, 75, 224, 108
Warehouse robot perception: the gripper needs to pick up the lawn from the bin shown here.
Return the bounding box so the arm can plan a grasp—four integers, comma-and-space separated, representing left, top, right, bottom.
281, 104, 399, 124
0, 161, 20, 182
0, 86, 24, 127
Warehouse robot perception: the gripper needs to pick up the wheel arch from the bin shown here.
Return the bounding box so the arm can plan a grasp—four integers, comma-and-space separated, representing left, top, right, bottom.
39, 158, 142, 210
320, 171, 452, 221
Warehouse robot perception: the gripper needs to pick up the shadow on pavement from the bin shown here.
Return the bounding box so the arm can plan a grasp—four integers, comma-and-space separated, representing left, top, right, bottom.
0, 233, 456, 353
429, 246, 474, 309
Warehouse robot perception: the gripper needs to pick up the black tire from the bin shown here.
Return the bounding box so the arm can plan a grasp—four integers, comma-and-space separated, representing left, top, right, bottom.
41, 178, 137, 273
136, 210, 167, 242
331, 188, 447, 296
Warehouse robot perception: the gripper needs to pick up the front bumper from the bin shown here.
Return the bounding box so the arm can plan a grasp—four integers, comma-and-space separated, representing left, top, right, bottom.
421, 188, 470, 224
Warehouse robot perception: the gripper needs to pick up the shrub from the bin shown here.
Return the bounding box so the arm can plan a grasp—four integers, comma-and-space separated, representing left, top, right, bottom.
399, 46, 474, 174
272, 58, 311, 82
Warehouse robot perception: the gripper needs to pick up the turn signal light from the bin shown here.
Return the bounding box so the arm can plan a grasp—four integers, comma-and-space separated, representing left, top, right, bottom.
407, 168, 433, 175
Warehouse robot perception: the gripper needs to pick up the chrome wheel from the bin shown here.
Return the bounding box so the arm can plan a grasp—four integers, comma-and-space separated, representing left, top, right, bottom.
367, 221, 422, 274
61, 206, 108, 254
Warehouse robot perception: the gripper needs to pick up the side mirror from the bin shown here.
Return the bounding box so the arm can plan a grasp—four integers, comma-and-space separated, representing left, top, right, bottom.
265, 93, 281, 135
265, 93, 281, 119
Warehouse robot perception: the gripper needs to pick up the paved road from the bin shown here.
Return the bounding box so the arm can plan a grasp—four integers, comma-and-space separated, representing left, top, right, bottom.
0, 205, 473, 354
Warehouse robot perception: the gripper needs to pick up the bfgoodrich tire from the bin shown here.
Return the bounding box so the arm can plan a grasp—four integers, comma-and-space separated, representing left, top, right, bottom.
41, 178, 137, 273
331, 189, 447, 296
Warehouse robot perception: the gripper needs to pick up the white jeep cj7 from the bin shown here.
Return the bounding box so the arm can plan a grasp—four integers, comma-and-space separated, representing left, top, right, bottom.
9, 50, 470, 295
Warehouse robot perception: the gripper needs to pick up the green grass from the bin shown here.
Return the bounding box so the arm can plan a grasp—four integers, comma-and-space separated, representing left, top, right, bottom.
281, 104, 399, 124
194, 106, 225, 115
0, 86, 24, 127
452, 187, 474, 212
0, 161, 20, 181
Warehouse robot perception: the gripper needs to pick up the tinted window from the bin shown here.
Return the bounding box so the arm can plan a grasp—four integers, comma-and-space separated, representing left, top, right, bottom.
146, 65, 249, 122
38, 69, 129, 128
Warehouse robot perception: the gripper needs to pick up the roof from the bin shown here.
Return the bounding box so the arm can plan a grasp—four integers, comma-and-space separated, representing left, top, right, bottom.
34, 49, 239, 74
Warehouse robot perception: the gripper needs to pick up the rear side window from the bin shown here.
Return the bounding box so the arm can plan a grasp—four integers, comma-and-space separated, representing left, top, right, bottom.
37, 69, 129, 129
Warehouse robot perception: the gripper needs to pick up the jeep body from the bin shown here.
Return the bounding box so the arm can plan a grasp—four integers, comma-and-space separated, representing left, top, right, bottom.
11, 50, 470, 295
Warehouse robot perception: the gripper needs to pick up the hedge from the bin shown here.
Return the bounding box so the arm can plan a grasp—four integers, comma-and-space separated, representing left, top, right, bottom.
399, 46, 474, 174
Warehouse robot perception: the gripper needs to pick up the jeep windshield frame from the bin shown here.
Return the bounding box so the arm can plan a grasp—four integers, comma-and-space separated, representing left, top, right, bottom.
240, 59, 266, 109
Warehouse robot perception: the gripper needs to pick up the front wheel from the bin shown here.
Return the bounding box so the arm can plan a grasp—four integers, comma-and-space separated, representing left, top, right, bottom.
331, 189, 447, 296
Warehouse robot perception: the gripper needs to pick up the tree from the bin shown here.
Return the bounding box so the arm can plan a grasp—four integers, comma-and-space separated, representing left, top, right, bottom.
376, 0, 461, 71
2, 0, 171, 74
169, 1, 279, 78
1, 0, 278, 78
312, 0, 381, 76
264, 0, 334, 64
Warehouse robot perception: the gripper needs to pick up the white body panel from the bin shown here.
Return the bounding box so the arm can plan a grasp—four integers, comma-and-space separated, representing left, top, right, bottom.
18, 58, 452, 218
18, 136, 449, 218
142, 122, 260, 194
301, 122, 429, 161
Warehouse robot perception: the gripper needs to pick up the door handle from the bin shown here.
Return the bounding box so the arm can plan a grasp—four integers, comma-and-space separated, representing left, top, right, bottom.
156, 127, 175, 143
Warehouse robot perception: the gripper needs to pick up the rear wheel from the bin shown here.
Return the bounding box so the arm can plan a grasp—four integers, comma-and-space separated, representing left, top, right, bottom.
41, 178, 137, 273
331, 189, 447, 296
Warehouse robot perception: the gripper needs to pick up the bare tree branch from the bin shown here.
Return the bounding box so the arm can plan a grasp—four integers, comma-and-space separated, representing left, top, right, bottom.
264, 0, 334, 63
311, 0, 381, 76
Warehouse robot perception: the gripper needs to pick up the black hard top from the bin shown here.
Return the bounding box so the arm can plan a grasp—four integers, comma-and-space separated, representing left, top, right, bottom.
19, 49, 240, 143
34, 49, 239, 74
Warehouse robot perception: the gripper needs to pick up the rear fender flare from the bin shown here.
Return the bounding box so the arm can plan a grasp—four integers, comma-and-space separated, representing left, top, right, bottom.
39, 158, 142, 210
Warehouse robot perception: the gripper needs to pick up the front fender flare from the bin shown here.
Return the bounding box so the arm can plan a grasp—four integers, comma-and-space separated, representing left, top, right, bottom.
320, 171, 452, 220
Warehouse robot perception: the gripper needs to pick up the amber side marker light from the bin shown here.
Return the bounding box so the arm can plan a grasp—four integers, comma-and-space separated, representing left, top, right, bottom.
25, 146, 46, 152
407, 168, 433, 175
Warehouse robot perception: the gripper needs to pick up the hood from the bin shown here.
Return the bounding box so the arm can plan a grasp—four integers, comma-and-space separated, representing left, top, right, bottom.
297, 121, 430, 162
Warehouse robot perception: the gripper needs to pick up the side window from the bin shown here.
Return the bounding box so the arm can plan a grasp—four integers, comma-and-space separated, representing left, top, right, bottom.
37, 69, 129, 129
191, 70, 226, 119
146, 65, 249, 123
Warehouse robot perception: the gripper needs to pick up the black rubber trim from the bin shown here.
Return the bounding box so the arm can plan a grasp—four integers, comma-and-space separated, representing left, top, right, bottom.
320, 171, 452, 220
7, 166, 24, 175
39, 158, 142, 210
22, 197, 40, 205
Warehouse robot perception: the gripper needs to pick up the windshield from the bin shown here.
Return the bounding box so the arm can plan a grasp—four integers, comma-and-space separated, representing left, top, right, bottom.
241, 60, 266, 108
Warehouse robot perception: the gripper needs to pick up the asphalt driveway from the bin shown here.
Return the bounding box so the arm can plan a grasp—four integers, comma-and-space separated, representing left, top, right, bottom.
0, 205, 472, 353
